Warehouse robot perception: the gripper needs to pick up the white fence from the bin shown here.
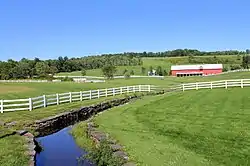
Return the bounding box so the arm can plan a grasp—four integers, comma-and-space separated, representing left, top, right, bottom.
0, 80, 61, 83
0, 85, 153, 113
180, 79, 250, 91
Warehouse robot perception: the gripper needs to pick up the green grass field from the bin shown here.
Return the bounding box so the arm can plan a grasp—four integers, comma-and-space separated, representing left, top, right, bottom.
90, 87, 250, 166
57, 55, 242, 76
1, 71, 250, 166
1, 71, 250, 100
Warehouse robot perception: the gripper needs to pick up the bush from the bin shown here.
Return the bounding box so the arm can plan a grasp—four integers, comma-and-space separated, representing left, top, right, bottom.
124, 72, 130, 79
230, 64, 242, 70
222, 66, 230, 72
78, 140, 125, 166
61, 76, 74, 82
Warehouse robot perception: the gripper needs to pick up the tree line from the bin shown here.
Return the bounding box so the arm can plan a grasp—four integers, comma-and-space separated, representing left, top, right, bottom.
122, 49, 247, 57
0, 55, 142, 79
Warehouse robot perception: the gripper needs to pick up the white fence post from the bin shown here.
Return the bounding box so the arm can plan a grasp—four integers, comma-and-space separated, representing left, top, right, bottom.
0, 100, 3, 113
139, 85, 141, 92
127, 86, 129, 93
225, 81, 228, 89
196, 83, 198, 90
120, 87, 123, 94
105, 89, 108, 97
113, 88, 115, 96
80, 91, 83, 101
182, 84, 185, 91
69, 92, 72, 103
89, 90, 92, 99
29, 98, 33, 111
241, 79, 243, 88
56, 94, 59, 105
210, 82, 213, 89
97, 89, 100, 98
43, 95, 46, 107
148, 85, 151, 92
133, 86, 136, 93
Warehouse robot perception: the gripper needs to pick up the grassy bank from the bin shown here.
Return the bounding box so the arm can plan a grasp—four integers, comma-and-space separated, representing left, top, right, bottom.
86, 88, 250, 165
0, 133, 29, 166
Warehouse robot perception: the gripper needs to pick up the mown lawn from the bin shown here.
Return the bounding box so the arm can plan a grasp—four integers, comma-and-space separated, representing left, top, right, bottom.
1, 71, 250, 100
90, 88, 250, 166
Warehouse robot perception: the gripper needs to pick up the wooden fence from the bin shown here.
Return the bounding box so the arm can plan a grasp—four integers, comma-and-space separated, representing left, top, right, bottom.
0, 85, 153, 113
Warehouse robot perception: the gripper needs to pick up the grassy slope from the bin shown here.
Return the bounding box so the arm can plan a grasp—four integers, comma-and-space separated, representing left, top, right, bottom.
93, 88, 250, 166
56, 55, 241, 76
1, 71, 250, 100
0, 134, 29, 166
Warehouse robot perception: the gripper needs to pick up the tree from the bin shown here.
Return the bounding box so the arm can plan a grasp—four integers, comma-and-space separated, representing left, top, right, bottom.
130, 70, 134, 75
49, 66, 58, 76
156, 66, 163, 76
123, 69, 128, 75
149, 66, 153, 75
124, 72, 130, 79
163, 69, 168, 76
35, 62, 50, 77
242, 56, 250, 69
102, 65, 117, 79
81, 68, 86, 76
141, 67, 146, 75
246, 49, 250, 54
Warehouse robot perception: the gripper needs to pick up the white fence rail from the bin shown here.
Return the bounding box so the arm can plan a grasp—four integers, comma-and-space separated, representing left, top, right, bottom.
181, 79, 250, 91
0, 85, 154, 113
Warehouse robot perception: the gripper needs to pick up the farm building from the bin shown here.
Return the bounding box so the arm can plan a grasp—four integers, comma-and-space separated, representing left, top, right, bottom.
171, 64, 223, 77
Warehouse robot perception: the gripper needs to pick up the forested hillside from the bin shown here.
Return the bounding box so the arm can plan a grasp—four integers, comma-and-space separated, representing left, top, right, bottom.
0, 55, 142, 79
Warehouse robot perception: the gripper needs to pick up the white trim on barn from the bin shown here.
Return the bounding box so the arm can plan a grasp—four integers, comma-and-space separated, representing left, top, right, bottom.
171, 64, 223, 70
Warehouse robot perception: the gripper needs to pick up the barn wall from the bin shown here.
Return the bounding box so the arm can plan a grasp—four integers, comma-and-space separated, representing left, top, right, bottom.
171, 69, 222, 76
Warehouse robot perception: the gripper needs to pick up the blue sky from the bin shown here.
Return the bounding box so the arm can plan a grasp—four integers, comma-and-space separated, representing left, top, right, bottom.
0, 0, 250, 61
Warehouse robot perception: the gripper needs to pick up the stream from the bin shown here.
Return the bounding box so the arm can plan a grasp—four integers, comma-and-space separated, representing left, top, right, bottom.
35, 126, 93, 166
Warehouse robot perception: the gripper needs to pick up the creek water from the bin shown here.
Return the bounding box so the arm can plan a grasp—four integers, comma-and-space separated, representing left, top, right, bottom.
35, 126, 93, 166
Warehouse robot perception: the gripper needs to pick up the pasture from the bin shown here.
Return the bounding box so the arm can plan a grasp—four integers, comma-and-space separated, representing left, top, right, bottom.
56, 55, 242, 76
1, 71, 250, 166
1, 71, 250, 100
92, 87, 250, 166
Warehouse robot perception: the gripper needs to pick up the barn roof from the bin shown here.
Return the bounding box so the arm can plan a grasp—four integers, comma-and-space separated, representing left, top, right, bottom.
171, 64, 223, 70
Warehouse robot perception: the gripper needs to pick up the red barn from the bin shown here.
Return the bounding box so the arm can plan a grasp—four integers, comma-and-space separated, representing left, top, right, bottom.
171, 64, 223, 77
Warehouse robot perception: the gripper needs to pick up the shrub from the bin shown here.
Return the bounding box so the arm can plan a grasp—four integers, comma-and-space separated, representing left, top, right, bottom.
61, 76, 74, 82
78, 140, 125, 166
230, 64, 241, 70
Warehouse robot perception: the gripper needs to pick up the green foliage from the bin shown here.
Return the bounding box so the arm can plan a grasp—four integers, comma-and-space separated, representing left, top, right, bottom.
124, 72, 131, 79
102, 65, 117, 79
141, 67, 146, 75
81, 69, 86, 76
163, 69, 168, 76
222, 66, 230, 72
35, 62, 50, 78
123, 69, 128, 75
242, 55, 250, 69
61, 76, 74, 82
79, 140, 125, 166
156, 66, 163, 76
130, 70, 134, 75
229, 64, 241, 70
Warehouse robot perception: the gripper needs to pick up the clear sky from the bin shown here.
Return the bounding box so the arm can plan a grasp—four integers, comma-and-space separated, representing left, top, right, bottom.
0, 0, 250, 61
